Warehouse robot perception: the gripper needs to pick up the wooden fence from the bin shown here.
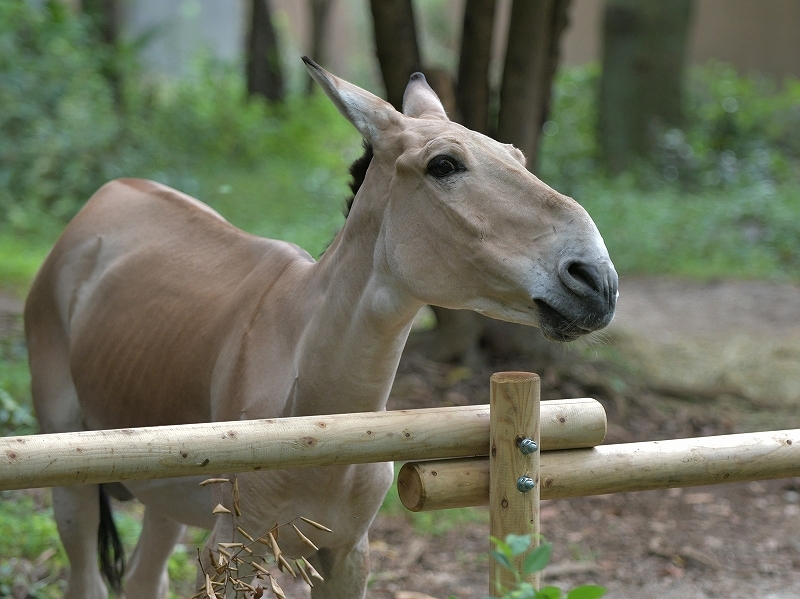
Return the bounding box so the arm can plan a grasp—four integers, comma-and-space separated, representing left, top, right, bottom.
1, 372, 799, 595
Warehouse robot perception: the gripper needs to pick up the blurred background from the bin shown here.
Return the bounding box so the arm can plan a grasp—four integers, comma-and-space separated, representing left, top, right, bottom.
2, 0, 799, 280
1, 1, 799, 597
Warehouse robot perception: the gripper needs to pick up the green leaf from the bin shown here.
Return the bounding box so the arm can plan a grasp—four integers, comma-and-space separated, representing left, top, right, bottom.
507, 582, 536, 598
535, 586, 562, 599
522, 543, 552, 575
490, 535, 508, 548
490, 536, 514, 564
566, 585, 607, 599
490, 549, 514, 571
505, 533, 533, 557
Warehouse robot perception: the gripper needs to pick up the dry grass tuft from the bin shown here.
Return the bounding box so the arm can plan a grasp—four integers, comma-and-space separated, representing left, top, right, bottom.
191, 476, 330, 598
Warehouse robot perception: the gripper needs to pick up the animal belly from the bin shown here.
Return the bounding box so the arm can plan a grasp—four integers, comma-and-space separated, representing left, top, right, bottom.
227, 462, 396, 557
123, 476, 216, 529
69, 303, 215, 429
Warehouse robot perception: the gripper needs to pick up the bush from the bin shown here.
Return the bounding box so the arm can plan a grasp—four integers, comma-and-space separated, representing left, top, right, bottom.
535, 63, 800, 280
654, 62, 800, 188
573, 179, 800, 279
487, 534, 606, 599
0, 316, 36, 436
538, 64, 603, 194
539, 63, 800, 192
0, 1, 121, 227
2, 5, 798, 281
0, 2, 358, 234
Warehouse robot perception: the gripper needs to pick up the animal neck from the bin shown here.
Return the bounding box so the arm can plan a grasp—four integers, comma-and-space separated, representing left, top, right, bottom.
288, 168, 422, 416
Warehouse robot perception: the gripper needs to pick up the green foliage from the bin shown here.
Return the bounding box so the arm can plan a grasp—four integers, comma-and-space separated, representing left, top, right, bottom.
0, 0, 121, 227
0, 491, 67, 598
0, 318, 36, 437
0, 1, 359, 238
577, 179, 800, 280
0, 234, 53, 296
167, 544, 204, 599
0, 490, 201, 598
649, 62, 800, 189
537, 64, 800, 281
166, 526, 209, 598
190, 93, 358, 256
540, 63, 800, 192
0, 385, 35, 436
404, 503, 490, 536
118, 57, 354, 177
538, 65, 603, 193
488, 534, 605, 599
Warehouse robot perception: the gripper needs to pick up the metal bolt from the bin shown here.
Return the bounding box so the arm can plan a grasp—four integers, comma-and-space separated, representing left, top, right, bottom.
516, 475, 536, 493
518, 438, 538, 455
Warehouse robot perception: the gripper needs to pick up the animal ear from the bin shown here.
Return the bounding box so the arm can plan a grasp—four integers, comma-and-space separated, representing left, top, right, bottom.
303, 56, 398, 143
402, 72, 448, 120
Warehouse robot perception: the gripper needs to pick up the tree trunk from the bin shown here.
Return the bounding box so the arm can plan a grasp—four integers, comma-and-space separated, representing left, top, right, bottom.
247, 0, 285, 103
408, 0, 497, 366
456, 0, 496, 133
369, 0, 422, 111
367, 1, 573, 366
599, 0, 694, 173
82, 0, 118, 46
400, 1, 572, 366
455, 0, 570, 365
306, 0, 335, 95
82, 0, 122, 109
496, 0, 571, 172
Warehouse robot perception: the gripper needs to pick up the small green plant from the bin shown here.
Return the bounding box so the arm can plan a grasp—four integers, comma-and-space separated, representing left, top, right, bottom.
0, 314, 37, 437
487, 534, 606, 599
0, 491, 67, 598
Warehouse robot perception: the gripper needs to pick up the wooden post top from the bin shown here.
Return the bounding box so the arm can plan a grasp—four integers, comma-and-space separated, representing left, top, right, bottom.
490, 371, 539, 384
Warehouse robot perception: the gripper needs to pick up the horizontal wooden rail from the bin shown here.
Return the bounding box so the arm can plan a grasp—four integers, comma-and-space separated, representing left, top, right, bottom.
398, 429, 800, 511
0, 398, 604, 491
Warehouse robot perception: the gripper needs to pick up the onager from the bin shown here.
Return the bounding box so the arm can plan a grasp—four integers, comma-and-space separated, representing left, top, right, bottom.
25, 58, 617, 598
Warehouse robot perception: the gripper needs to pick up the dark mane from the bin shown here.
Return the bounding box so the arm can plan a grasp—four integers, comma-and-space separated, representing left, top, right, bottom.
344, 141, 373, 218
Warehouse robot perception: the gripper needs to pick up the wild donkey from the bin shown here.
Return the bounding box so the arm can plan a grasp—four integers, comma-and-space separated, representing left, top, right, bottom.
25, 58, 617, 598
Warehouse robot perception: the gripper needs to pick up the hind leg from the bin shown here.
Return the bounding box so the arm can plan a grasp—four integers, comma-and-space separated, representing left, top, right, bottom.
124, 506, 186, 599
28, 326, 110, 598
309, 534, 371, 599
119, 476, 213, 598
52, 485, 109, 599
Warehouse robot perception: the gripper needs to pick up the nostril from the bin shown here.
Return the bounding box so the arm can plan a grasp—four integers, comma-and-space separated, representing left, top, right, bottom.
564, 261, 603, 295
568, 262, 601, 293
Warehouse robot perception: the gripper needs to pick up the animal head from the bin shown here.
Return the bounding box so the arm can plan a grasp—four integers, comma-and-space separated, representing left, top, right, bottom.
305, 57, 617, 341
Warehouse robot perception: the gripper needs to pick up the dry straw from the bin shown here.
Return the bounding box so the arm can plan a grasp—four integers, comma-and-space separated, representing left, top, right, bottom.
191, 476, 329, 598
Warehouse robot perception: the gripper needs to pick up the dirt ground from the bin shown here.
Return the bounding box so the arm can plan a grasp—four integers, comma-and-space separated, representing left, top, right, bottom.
2, 277, 800, 598
366, 277, 800, 599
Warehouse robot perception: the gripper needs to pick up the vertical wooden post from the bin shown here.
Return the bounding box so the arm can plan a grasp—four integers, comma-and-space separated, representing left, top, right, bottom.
489, 372, 541, 596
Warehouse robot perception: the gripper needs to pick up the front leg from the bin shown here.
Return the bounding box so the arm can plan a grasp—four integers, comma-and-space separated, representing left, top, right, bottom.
309, 534, 371, 599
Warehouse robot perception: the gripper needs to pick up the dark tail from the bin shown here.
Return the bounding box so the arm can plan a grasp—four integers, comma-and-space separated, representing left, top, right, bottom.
98, 484, 126, 594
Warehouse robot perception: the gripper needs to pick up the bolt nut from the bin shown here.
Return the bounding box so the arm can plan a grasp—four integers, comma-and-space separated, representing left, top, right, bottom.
516, 475, 536, 493
518, 438, 538, 455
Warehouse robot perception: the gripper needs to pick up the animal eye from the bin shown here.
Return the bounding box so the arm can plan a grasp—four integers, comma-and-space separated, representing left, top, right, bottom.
427, 155, 462, 178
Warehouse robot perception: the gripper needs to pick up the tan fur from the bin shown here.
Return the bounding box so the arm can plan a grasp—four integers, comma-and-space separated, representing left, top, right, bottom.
25, 60, 617, 599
